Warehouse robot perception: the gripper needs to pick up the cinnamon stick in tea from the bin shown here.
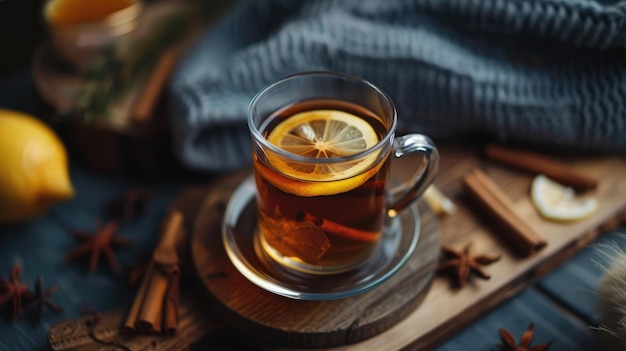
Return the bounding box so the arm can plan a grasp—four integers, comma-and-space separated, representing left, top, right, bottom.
297, 212, 380, 243
484, 144, 598, 192
464, 169, 547, 257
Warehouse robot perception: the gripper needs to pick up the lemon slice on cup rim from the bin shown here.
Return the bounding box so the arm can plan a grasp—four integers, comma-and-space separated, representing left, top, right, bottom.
530, 174, 598, 222
255, 109, 390, 197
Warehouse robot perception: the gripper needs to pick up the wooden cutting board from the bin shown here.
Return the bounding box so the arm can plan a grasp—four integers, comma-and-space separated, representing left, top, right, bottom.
48, 142, 626, 350
325, 143, 626, 351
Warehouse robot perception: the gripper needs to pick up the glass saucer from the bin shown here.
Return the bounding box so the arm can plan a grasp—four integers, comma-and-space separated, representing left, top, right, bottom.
222, 176, 421, 301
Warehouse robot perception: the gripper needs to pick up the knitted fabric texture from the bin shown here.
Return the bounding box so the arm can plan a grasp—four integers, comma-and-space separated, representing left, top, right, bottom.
169, 0, 626, 172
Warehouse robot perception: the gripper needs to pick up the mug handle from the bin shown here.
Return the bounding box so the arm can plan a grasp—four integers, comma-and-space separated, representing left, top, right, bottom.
388, 134, 439, 212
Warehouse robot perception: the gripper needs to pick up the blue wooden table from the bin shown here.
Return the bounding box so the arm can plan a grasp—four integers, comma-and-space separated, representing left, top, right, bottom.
1, 71, 624, 351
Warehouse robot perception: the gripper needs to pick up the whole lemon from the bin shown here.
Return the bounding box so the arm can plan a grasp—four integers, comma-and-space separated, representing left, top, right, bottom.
0, 109, 74, 224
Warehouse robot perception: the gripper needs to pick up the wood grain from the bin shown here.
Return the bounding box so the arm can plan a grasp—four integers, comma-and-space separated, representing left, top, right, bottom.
47, 143, 626, 351
191, 174, 441, 348
308, 144, 626, 351
47, 290, 220, 351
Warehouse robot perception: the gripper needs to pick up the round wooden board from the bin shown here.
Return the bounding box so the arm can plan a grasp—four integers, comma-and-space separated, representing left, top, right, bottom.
191, 171, 441, 348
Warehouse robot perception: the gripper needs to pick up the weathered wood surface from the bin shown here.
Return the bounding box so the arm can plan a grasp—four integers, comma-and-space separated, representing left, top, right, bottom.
47, 143, 626, 350
47, 291, 220, 351
47, 183, 227, 351
308, 143, 626, 351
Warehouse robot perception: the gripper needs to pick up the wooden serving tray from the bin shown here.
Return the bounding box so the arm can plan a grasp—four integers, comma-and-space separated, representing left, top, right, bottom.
329, 143, 626, 351
48, 143, 626, 350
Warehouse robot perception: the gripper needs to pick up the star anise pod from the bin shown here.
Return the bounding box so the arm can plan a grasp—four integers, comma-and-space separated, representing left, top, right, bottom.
0, 263, 34, 321
437, 242, 501, 287
66, 220, 132, 273
105, 188, 153, 223
26, 276, 63, 324
499, 323, 551, 351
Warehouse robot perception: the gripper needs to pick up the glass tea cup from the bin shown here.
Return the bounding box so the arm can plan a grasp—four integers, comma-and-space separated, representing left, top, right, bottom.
248, 71, 438, 275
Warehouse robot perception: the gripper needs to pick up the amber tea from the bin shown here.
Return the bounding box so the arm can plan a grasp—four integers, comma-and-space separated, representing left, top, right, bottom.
247, 71, 439, 277
253, 99, 391, 273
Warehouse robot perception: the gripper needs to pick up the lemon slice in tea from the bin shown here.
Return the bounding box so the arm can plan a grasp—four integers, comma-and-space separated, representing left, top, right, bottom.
530, 175, 598, 222
262, 109, 382, 197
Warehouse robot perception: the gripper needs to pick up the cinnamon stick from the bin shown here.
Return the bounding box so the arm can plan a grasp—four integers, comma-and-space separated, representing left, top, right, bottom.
124, 211, 184, 335
123, 261, 155, 333
132, 47, 180, 123
464, 169, 547, 257
484, 144, 598, 192
298, 212, 380, 243
163, 273, 179, 336
137, 268, 169, 334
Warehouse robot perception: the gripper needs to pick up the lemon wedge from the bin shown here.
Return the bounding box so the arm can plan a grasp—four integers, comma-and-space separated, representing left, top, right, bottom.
423, 185, 457, 216
262, 109, 381, 197
530, 175, 598, 222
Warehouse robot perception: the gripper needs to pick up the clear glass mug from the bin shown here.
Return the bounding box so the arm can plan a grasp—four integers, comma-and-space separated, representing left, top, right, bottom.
249, 71, 438, 275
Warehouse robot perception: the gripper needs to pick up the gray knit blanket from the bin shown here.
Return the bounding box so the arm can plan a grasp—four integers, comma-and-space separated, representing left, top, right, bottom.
169, 0, 626, 172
